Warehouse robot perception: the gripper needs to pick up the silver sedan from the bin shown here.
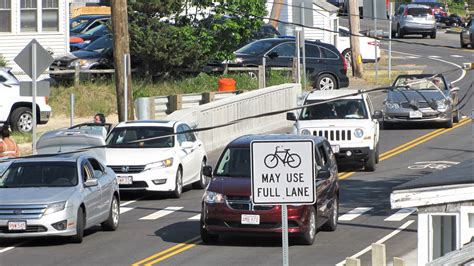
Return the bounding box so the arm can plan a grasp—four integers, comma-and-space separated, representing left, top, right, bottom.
0, 154, 120, 243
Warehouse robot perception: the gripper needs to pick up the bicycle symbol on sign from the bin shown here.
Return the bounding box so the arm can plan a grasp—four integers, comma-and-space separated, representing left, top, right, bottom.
407, 161, 459, 170
264, 146, 302, 169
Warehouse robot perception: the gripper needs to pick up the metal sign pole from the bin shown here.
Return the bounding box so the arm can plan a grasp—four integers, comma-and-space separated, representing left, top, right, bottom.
262, 57, 266, 88
301, 2, 307, 90
124, 54, 128, 122
388, 2, 393, 81
70, 93, 74, 127
295, 28, 302, 84
282, 204, 289, 266
31, 42, 37, 155
373, 0, 378, 83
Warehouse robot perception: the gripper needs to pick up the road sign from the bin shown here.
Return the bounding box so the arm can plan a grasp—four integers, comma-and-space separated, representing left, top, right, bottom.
14, 39, 54, 80
251, 140, 315, 205
19, 81, 50, 97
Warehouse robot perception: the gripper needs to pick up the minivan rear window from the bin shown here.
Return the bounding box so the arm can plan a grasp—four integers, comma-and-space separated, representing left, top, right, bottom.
408, 8, 431, 16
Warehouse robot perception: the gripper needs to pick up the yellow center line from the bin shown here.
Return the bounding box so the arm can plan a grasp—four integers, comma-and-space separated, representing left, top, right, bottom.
132, 236, 200, 266
144, 240, 202, 266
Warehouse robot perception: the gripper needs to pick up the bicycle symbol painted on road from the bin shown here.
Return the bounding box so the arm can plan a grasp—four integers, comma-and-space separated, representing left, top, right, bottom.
264, 146, 302, 169
407, 161, 459, 170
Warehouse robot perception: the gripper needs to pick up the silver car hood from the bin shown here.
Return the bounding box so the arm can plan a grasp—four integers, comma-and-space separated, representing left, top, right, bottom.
0, 187, 76, 205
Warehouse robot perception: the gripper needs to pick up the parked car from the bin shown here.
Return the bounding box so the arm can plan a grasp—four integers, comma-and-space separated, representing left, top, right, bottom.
70, 14, 110, 35
382, 74, 460, 128
0, 154, 120, 243
392, 4, 437, 38
460, 19, 474, 48
0, 68, 51, 133
287, 89, 380, 171
208, 38, 349, 90
337, 26, 380, 66
69, 122, 114, 139
50, 34, 113, 82
105, 120, 208, 198
70, 22, 111, 51
200, 134, 339, 245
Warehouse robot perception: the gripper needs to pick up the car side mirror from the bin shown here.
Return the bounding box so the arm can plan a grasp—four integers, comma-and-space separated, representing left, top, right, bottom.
181, 141, 194, 149
373, 110, 383, 119
267, 51, 279, 59
84, 178, 98, 187
318, 170, 331, 180
203, 165, 213, 177
286, 112, 297, 121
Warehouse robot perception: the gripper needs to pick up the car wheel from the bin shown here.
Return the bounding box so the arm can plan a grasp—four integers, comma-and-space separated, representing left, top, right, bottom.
70, 208, 84, 243
101, 195, 119, 231
375, 143, 380, 164
444, 118, 453, 128
364, 150, 377, 172
200, 216, 219, 244
321, 197, 338, 232
300, 206, 316, 245
422, 33, 428, 38
172, 168, 183, 198
342, 49, 352, 69
430, 32, 436, 39
453, 110, 461, 123
10, 107, 33, 133
316, 74, 337, 90
192, 159, 208, 189
460, 35, 468, 48
397, 25, 404, 38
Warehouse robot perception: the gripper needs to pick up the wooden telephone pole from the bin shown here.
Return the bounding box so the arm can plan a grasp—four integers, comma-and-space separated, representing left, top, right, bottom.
111, 0, 134, 121
348, 0, 363, 77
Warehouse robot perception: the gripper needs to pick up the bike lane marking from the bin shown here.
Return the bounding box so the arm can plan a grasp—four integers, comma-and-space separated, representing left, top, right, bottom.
338, 207, 373, 221
384, 208, 417, 222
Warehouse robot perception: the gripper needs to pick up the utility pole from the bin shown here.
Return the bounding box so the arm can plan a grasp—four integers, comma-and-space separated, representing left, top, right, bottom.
111, 0, 134, 121
348, 0, 363, 77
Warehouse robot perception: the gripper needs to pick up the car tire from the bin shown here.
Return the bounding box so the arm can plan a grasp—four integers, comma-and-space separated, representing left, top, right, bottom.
200, 217, 219, 244
381, 121, 392, 130
315, 74, 337, 90
444, 118, 453, 128
172, 168, 183, 198
342, 49, 352, 69
375, 143, 380, 164
430, 32, 436, 39
460, 35, 467, 48
397, 25, 404, 38
321, 197, 338, 232
300, 206, 317, 245
364, 150, 377, 172
101, 195, 120, 231
422, 33, 428, 38
192, 159, 208, 189
453, 110, 461, 123
70, 208, 84, 243
10, 107, 33, 133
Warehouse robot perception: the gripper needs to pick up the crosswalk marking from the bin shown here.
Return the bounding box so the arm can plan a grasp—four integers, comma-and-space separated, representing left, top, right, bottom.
120, 207, 134, 214
188, 214, 201, 220
139, 207, 183, 220
384, 208, 416, 221
339, 207, 373, 221
450, 55, 463, 58
428, 55, 440, 58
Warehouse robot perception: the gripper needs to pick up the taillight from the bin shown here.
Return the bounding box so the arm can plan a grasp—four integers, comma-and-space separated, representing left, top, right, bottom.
431, 9, 435, 16
341, 53, 348, 72
403, 8, 408, 17
44, 96, 48, 105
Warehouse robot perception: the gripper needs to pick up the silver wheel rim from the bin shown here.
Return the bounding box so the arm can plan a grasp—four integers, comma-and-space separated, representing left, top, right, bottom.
112, 198, 119, 226
309, 210, 316, 237
320, 77, 334, 90
344, 52, 352, 69
177, 171, 182, 194
19, 113, 33, 132
332, 198, 338, 225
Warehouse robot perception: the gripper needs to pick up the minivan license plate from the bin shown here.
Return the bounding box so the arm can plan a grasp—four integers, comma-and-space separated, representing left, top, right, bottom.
8, 221, 26, 231
117, 176, 133, 185
241, 214, 260, 225
409, 111, 422, 118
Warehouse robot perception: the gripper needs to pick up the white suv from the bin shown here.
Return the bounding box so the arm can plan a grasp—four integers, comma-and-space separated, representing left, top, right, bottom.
287, 90, 380, 171
105, 120, 207, 198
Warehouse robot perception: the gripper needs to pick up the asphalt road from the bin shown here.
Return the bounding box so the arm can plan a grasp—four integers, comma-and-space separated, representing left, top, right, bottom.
0, 29, 472, 266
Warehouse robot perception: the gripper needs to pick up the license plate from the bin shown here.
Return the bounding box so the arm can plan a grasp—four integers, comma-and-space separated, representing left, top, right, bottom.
8, 221, 26, 231
241, 214, 260, 225
117, 176, 133, 185
409, 111, 423, 118
331, 145, 340, 153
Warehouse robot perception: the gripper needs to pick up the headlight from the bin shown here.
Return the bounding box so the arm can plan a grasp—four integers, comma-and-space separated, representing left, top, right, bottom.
385, 102, 400, 109
301, 129, 311, 135
44, 201, 66, 215
436, 100, 448, 111
144, 158, 174, 171
354, 128, 364, 138
68, 59, 93, 68
203, 191, 225, 204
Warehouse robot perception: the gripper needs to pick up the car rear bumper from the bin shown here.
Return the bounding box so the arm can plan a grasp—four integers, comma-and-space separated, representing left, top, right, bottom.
402, 25, 436, 33
39, 111, 51, 124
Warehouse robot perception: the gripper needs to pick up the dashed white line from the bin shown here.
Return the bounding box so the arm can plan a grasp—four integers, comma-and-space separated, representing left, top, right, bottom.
120, 200, 136, 207
139, 207, 183, 220
120, 207, 134, 214
450, 55, 463, 58
384, 208, 417, 221
407, 56, 420, 59
188, 214, 201, 220
0, 240, 29, 254
338, 207, 373, 221
428, 55, 441, 58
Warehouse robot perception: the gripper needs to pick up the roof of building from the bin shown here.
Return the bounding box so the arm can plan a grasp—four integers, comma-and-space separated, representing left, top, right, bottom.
314, 0, 339, 12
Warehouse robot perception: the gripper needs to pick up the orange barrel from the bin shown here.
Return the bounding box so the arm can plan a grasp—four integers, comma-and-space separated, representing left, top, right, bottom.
218, 78, 236, 92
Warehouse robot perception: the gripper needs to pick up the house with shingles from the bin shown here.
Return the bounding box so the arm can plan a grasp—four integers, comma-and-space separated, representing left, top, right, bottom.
391, 159, 474, 265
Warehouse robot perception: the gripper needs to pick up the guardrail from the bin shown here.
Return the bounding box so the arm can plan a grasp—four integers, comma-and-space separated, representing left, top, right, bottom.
164, 83, 301, 152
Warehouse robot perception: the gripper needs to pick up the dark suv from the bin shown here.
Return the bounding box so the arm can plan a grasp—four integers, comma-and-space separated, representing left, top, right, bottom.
200, 134, 339, 245
208, 38, 349, 90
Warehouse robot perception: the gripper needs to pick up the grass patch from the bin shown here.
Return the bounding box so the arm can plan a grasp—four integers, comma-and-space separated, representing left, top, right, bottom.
11, 132, 33, 145
362, 67, 423, 85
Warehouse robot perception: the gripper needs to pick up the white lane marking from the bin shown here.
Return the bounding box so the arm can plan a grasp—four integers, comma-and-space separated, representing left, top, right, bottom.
120, 207, 134, 214
450, 55, 463, 58
428, 55, 441, 58
188, 214, 201, 220
385, 50, 419, 57
139, 207, 183, 220
407, 56, 420, 59
0, 240, 29, 254
429, 57, 466, 84
120, 200, 136, 207
338, 207, 373, 221
335, 220, 415, 266
384, 208, 417, 221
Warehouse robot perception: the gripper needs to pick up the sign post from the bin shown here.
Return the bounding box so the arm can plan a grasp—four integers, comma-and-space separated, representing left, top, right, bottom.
251, 140, 315, 266
14, 39, 54, 154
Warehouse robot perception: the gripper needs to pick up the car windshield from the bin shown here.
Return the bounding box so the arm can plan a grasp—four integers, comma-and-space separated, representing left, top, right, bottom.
394, 77, 447, 91
0, 162, 78, 188
300, 99, 368, 120
84, 23, 109, 35
106, 127, 174, 148
70, 18, 89, 32
236, 40, 275, 55
84, 35, 113, 52
216, 147, 251, 177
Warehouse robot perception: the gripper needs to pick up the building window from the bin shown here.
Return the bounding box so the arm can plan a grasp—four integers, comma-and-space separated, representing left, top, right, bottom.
0, 0, 11, 32
432, 215, 457, 260
42, 0, 59, 31
21, 0, 37, 32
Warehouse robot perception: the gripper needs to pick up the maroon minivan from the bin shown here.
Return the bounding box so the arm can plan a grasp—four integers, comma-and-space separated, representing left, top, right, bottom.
200, 134, 339, 245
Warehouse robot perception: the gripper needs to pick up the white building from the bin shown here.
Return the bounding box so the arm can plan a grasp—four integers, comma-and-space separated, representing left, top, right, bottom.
0, 0, 69, 72
391, 159, 474, 265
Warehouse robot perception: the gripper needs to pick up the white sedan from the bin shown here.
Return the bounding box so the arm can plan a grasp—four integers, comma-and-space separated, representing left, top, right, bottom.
337, 26, 381, 66
105, 120, 207, 198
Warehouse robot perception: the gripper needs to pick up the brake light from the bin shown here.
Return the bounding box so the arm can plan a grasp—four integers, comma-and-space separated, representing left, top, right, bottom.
341, 52, 347, 72
44, 96, 48, 105
403, 8, 408, 17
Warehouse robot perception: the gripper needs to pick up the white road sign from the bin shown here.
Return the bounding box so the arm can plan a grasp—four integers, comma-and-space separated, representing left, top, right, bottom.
251, 140, 315, 205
